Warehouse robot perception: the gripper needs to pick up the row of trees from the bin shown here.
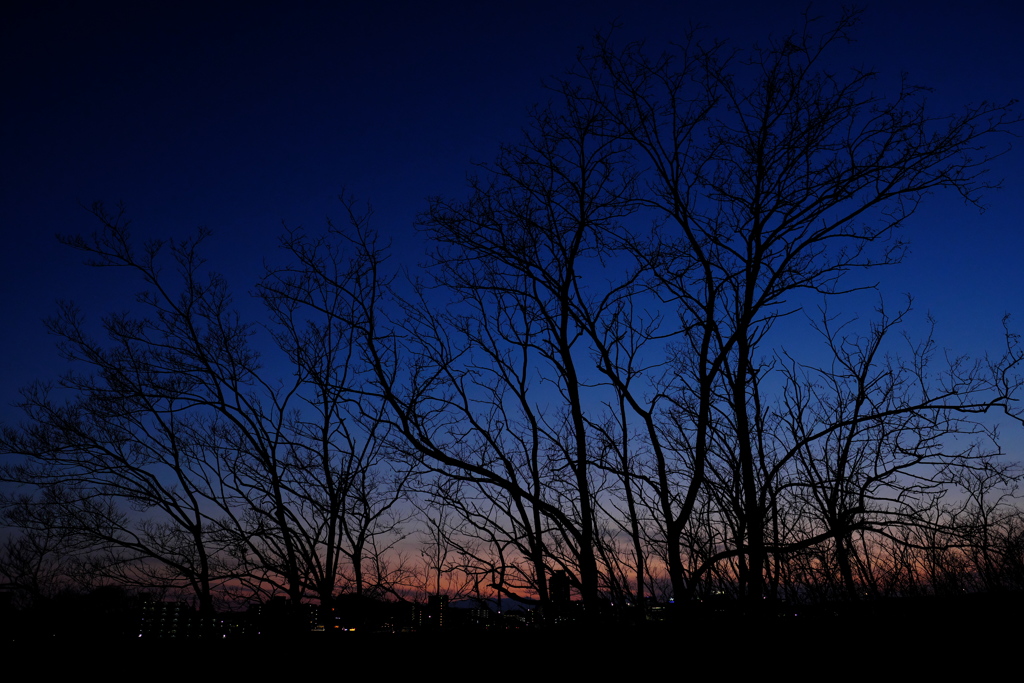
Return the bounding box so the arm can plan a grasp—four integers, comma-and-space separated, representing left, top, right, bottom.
3, 14, 1022, 616
0, 209, 414, 613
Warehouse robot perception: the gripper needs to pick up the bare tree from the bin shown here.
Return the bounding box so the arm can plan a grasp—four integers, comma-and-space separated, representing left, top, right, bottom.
769, 303, 1022, 599
295, 12, 1022, 612
558, 10, 1021, 604
1, 203, 412, 610
396, 95, 641, 608
7, 10, 1020, 620
259, 234, 415, 602
0, 211, 251, 612
0, 492, 95, 607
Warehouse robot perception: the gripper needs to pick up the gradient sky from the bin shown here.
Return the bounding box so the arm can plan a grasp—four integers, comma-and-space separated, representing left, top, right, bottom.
2, 0, 1022, 432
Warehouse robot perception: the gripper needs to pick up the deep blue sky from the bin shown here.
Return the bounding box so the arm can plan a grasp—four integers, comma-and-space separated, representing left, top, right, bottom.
2, 0, 1022, 424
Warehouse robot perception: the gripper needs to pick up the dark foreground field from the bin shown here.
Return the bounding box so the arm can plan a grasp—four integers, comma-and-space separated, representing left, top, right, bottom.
4, 593, 1019, 675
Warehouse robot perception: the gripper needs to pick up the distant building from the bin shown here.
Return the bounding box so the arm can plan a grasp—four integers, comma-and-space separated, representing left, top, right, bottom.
138, 599, 220, 638
414, 594, 448, 630
550, 570, 571, 605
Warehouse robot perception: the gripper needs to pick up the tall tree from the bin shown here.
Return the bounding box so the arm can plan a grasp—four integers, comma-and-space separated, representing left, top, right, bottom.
1, 203, 411, 609
259, 224, 414, 600
1, 206, 252, 612
562, 11, 1020, 603
405, 99, 637, 607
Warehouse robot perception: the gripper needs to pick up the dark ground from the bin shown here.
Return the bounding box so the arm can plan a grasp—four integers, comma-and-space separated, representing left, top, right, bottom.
4, 594, 1019, 675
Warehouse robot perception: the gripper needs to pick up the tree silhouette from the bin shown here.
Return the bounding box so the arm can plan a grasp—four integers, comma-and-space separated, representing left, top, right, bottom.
553, 11, 1021, 605
1, 203, 411, 611
3, 11, 1022, 619
355, 11, 1022, 609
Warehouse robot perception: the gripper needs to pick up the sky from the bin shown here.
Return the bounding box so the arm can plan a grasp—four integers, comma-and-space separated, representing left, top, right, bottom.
1, 0, 1022, 430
